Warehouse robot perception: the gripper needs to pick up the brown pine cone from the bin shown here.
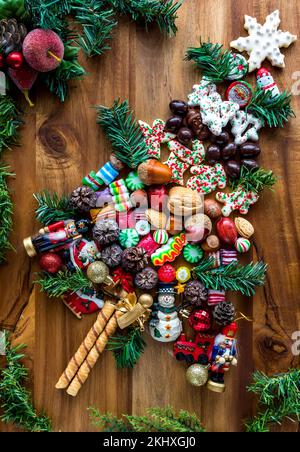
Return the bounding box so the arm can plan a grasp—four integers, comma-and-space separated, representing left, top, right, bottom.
121, 246, 148, 273
0, 19, 27, 55
183, 280, 208, 307
69, 186, 97, 212
93, 219, 119, 246
213, 301, 235, 326
135, 267, 158, 290
101, 244, 122, 268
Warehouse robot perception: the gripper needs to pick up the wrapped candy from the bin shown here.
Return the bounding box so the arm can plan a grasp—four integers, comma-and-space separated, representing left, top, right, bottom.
151, 233, 186, 266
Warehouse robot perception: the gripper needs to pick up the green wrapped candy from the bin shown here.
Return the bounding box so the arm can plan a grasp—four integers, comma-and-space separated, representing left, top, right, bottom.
125, 171, 145, 191
119, 228, 139, 248
183, 244, 204, 264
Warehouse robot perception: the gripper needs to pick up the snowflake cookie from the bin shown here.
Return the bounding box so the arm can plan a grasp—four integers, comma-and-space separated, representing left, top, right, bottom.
187, 163, 227, 194
231, 110, 263, 145
139, 119, 175, 159
216, 187, 259, 216
230, 10, 297, 72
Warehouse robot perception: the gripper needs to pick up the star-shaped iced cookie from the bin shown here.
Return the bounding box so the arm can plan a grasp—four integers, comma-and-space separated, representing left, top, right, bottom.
230, 10, 297, 72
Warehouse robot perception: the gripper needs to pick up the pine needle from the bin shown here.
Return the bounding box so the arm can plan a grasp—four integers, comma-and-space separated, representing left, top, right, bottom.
89, 405, 205, 432
107, 328, 146, 368
34, 190, 75, 226
193, 260, 268, 297
0, 332, 52, 432
230, 167, 277, 194
185, 41, 238, 83
97, 99, 149, 168
35, 270, 92, 297
245, 369, 300, 432
0, 166, 14, 263
0, 95, 23, 154
247, 88, 295, 128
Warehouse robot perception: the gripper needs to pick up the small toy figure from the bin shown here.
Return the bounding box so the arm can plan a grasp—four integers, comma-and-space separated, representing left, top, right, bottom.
62, 288, 105, 319
66, 238, 101, 271
207, 322, 238, 393
23, 219, 91, 257
256, 67, 280, 98
149, 282, 182, 342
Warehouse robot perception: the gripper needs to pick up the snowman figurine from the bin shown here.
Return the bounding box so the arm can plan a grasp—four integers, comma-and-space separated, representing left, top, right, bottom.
256, 67, 280, 98
149, 283, 182, 343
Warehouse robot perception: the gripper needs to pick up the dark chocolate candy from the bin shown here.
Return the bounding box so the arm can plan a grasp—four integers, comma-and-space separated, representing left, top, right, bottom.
165, 115, 183, 133
177, 127, 193, 145
241, 159, 260, 171
224, 160, 241, 179
206, 144, 221, 164
239, 142, 261, 158
221, 143, 237, 160
169, 100, 188, 116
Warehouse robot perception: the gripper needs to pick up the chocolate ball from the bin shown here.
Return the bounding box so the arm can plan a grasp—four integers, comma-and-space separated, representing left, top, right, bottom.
241, 159, 260, 171
206, 144, 221, 164
177, 127, 193, 145
224, 160, 241, 179
186, 109, 201, 131
221, 143, 237, 160
169, 99, 188, 116
165, 115, 183, 133
211, 131, 230, 146
239, 142, 261, 158
197, 125, 211, 141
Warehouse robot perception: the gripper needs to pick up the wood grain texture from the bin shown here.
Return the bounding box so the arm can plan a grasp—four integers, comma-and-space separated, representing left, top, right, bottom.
0, 0, 299, 432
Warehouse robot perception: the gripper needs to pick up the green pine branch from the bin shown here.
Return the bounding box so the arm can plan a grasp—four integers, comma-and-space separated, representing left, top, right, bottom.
89, 406, 205, 432
0, 333, 52, 432
245, 369, 300, 432
185, 41, 238, 83
247, 88, 295, 128
107, 0, 183, 36
34, 190, 75, 225
230, 167, 277, 194
72, 0, 117, 57
40, 44, 86, 102
193, 260, 267, 297
36, 269, 92, 297
107, 328, 146, 368
0, 166, 14, 263
97, 99, 149, 168
0, 95, 23, 154
0, 0, 29, 21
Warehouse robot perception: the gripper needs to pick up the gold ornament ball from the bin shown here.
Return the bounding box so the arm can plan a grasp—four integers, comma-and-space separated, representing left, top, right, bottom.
138, 293, 154, 307
186, 364, 208, 387
87, 261, 109, 284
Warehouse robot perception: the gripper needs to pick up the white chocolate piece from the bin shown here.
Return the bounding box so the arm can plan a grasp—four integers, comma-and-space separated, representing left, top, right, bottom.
230, 111, 263, 145
230, 10, 297, 72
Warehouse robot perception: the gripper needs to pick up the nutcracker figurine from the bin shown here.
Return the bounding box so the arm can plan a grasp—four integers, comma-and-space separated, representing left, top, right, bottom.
207, 322, 238, 393
23, 219, 91, 257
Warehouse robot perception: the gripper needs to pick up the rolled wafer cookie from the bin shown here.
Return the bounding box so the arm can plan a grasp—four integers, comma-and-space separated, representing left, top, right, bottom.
66, 310, 123, 397
55, 302, 116, 389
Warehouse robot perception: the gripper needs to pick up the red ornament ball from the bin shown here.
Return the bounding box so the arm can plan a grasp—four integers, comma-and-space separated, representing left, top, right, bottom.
157, 264, 176, 283
6, 52, 24, 70
39, 253, 63, 274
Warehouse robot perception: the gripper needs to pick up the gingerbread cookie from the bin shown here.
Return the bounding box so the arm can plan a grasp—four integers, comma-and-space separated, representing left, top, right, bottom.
187, 163, 227, 194
139, 119, 175, 159
216, 186, 259, 216
165, 152, 189, 186
167, 139, 205, 166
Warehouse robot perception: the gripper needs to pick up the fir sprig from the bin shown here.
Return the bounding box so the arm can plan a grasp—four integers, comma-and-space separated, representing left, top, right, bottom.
0, 95, 23, 154
107, 328, 146, 368
72, 1, 117, 57
193, 260, 267, 297
89, 406, 205, 432
245, 370, 300, 432
40, 44, 86, 102
0, 166, 14, 263
185, 41, 238, 83
36, 269, 92, 297
247, 88, 295, 128
0, 333, 52, 432
97, 99, 149, 168
108, 0, 182, 36
34, 190, 75, 225
230, 167, 277, 194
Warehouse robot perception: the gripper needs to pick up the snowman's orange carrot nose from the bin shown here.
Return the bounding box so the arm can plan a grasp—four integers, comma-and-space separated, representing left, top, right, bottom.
48, 51, 62, 63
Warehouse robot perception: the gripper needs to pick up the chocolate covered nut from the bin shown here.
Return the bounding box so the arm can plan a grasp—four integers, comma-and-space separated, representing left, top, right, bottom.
169, 100, 188, 116
241, 159, 260, 171
239, 142, 261, 158
211, 131, 230, 146
177, 127, 193, 145
224, 160, 241, 179
206, 144, 221, 164
221, 143, 237, 160
165, 115, 183, 133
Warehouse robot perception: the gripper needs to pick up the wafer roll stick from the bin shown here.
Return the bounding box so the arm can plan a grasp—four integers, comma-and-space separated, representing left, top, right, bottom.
66, 310, 123, 397
55, 302, 116, 389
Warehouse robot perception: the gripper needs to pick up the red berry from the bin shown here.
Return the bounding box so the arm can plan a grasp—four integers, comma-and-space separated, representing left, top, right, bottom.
6, 52, 24, 70
39, 252, 63, 274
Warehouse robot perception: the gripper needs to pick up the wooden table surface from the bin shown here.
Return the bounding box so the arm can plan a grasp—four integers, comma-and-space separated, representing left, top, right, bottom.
1, 0, 300, 432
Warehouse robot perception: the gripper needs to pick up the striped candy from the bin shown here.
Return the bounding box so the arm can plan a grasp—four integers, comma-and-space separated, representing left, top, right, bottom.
119, 229, 139, 248
97, 162, 119, 185
82, 171, 104, 190
208, 290, 226, 306
220, 249, 238, 266
153, 229, 169, 244
235, 237, 251, 253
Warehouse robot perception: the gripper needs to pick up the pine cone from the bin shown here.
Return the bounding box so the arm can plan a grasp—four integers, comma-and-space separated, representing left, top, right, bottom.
183, 280, 208, 307
0, 19, 27, 55
93, 219, 119, 246
135, 267, 158, 290
101, 244, 122, 268
213, 301, 235, 326
69, 186, 97, 212
121, 246, 148, 273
